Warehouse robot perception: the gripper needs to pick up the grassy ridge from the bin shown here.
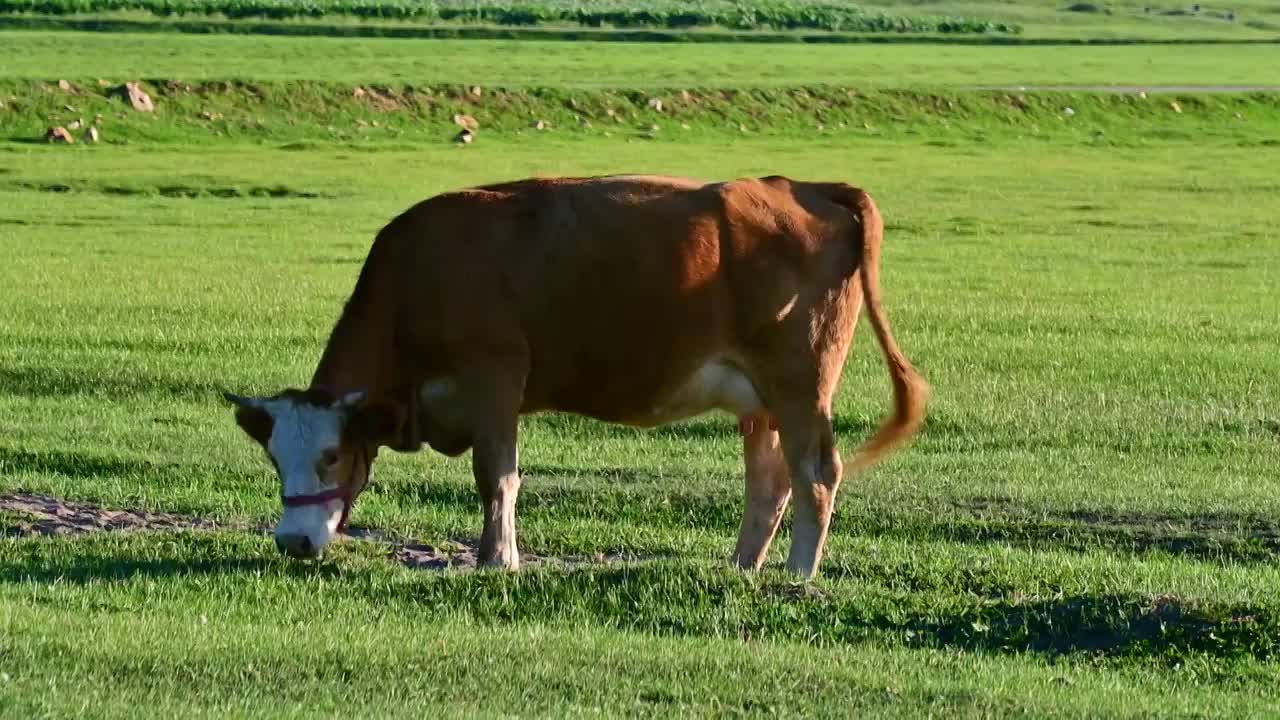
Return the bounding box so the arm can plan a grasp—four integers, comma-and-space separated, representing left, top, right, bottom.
5, 78, 1280, 147
0, 0, 1020, 34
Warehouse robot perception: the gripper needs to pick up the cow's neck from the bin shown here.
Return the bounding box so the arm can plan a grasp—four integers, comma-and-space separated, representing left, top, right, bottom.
309, 289, 398, 399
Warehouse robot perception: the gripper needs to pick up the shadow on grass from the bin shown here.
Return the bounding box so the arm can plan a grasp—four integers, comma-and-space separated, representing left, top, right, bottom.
0, 527, 343, 585
0, 365, 211, 401
370, 561, 1280, 662
0, 446, 161, 480
840, 497, 1280, 567
0, 447, 263, 487
0, 554, 290, 585
381, 475, 1280, 565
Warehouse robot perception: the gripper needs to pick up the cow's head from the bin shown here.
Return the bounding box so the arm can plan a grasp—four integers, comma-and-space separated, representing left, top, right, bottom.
221, 387, 397, 558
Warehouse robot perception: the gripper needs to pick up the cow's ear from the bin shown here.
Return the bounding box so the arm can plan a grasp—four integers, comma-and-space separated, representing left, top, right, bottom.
223, 392, 274, 447
346, 400, 403, 449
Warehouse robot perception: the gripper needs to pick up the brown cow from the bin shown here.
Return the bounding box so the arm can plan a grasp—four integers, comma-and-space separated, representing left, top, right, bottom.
223, 174, 928, 579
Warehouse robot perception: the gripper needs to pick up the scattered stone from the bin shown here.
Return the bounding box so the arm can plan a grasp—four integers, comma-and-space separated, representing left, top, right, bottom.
1063, 107, 1075, 116
63, 104, 76, 112
94, 113, 104, 123
1235, 112, 1245, 120
647, 98, 663, 112
1138, 91, 1147, 99
352, 86, 367, 98
86, 126, 100, 143
680, 89, 693, 103
57, 79, 77, 93
97, 79, 111, 88
67, 119, 82, 130
454, 128, 474, 144
1170, 101, 1182, 113
45, 126, 73, 143
605, 108, 616, 118
739, 123, 748, 132
470, 86, 482, 98
817, 123, 825, 131
680, 123, 690, 130
534, 119, 548, 130
453, 114, 478, 131
114, 82, 154, 112
199, 110, 223, 121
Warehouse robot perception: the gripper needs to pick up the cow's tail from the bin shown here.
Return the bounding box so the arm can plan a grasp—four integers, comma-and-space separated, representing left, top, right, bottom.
835, 186, 930, 474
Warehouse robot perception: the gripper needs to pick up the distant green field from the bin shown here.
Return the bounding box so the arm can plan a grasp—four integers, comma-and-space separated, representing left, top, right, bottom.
0, 0, 1022, 35
3, 129, 1280, 716
3, 31, 1280, 88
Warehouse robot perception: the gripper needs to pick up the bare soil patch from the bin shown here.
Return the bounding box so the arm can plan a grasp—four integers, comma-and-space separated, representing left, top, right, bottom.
0, 492, 636, 572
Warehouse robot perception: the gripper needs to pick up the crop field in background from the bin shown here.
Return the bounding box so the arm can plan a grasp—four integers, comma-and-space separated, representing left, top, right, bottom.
2, 20, 1280, 720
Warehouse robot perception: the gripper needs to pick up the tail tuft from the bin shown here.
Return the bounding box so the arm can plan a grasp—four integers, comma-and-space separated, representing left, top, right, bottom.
841, 187, 930, 474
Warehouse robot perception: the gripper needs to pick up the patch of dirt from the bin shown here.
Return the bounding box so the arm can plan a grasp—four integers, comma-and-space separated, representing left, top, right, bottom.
2, 493, 234, 537
0, 492, 636, 572
8, 180, 331, 200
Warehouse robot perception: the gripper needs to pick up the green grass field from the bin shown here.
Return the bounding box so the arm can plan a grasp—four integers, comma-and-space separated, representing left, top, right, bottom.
3, 32, 1280, 87
3, 22, 1280, 719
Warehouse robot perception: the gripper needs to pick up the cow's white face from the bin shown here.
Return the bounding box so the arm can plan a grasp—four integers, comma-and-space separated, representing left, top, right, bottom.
223, 390, 370, 558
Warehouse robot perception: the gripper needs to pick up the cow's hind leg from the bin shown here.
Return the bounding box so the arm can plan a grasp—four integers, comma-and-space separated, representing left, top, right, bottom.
775, 407, 843, 579
467, 363, 526, 570
732, 414, 791, 570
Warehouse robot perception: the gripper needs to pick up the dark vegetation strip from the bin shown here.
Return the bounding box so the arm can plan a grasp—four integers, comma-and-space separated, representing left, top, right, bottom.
14, 15, 1280, 44
2, 532, 1277, 665
0, 0, 1020, 33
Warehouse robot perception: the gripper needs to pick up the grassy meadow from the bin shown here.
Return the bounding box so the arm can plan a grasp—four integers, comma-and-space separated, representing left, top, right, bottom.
3, 32, 1280, 88
2, 25, 1280, 719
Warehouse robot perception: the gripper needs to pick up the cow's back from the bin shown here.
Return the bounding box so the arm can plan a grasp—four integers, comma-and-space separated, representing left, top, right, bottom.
381, 175, 861, 420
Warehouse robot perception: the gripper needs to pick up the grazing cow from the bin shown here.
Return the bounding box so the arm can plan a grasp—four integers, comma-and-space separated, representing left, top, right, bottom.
223, 174, 928, 579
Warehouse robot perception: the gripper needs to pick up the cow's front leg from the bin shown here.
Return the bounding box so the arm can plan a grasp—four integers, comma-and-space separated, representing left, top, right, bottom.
468, 369, 525, 570
473, 427, 521, 569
